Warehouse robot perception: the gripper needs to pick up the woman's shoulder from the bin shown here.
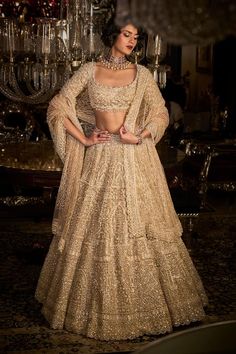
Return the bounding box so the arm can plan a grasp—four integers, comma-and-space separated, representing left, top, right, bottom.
74, 61, 94, 76
136, 65, 155, 83
137, 64, 152, 76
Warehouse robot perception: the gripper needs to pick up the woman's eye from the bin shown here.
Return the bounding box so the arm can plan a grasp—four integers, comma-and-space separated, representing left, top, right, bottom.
122, 31, 139, 40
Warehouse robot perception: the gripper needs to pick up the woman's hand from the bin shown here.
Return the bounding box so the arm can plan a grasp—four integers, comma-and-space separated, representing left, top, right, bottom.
119, 126, 139, 144
84, 129, 111, 147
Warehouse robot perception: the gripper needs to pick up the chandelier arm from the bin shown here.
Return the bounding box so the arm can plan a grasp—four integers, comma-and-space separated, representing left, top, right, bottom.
0, 73, 56, 104
10, 67, 50, 99
25, 79, 40, 95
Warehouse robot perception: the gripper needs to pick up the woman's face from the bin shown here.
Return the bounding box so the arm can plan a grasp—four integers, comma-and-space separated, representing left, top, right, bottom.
112, 24, 139, 57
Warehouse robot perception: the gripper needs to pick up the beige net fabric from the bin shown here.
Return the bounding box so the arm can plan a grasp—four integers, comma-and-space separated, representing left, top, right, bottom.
35, 62, 207, 340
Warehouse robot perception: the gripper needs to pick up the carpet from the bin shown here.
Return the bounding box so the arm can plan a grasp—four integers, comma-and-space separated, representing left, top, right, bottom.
0, 215, 236, 353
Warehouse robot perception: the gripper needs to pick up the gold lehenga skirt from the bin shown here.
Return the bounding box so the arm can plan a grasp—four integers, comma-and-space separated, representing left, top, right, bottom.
35, 136, 207, 341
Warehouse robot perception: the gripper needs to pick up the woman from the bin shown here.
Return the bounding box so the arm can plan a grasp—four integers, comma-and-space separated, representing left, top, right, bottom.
35, 18, 207, 341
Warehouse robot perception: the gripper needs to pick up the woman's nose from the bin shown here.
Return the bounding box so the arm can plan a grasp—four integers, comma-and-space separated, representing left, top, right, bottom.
129, 37, 135, 44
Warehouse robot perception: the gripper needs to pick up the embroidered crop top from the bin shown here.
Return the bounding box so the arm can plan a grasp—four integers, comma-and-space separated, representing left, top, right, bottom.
88, 64, 137, 112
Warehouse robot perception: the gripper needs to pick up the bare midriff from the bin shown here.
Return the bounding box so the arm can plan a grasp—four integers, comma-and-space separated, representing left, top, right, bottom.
94, 110, 127, 134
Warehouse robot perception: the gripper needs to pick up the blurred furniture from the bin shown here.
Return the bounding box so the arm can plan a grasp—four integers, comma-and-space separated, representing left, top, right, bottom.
183, 111, 211, 134
181, 139, 236, 209
0, 141, 62, 217
135, 320, 236, 354
160, 144, 205, 241
167, 138, 236, 242
0, 100, 46, 143
157, 140, 185, 169
156, 140, 204, 244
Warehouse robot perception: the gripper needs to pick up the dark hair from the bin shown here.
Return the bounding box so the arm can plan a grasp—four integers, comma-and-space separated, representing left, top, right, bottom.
101, 15, 145, 52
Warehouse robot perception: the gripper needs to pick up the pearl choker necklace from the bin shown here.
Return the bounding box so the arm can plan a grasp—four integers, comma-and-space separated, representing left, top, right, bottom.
99, 55, 131, 70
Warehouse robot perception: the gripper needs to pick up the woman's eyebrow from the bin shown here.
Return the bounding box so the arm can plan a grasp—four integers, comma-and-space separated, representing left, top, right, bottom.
122, 30, 139, 36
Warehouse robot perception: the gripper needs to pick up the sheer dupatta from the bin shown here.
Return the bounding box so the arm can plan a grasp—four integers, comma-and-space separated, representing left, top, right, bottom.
47, 94, 85, 250
134, 68, 169, 144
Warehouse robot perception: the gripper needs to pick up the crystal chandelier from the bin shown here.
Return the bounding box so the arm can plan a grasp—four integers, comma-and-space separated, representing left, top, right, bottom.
0, 0, 110, 104
146, 34, 169, 89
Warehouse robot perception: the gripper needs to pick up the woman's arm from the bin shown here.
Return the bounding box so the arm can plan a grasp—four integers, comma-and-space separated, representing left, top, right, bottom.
47, 63, 110, 159
64, 117, 110, 147
140, 128, 151, 139
119, 126, 151, 144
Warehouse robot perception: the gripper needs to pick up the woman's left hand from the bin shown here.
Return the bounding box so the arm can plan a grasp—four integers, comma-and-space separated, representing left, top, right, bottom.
119, 126, 139, 144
